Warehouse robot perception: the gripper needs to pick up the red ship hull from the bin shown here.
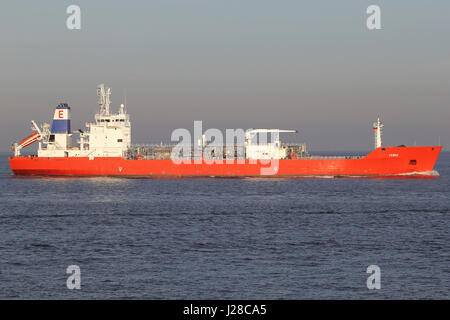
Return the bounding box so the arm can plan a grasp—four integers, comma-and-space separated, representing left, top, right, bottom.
9, 146, 441, 177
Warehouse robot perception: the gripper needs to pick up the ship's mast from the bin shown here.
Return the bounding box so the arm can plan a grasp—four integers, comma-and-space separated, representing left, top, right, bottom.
373, 117, 383, 149
97, 84, 111, 115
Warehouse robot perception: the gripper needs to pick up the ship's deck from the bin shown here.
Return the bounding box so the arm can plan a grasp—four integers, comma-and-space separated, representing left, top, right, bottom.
126, 144, 364, 160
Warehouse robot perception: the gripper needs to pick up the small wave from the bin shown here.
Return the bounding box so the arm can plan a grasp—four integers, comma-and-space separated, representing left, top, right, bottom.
310, 175, 335, 179
397, 170, 440, 177
304, 210, 336, 215
25, 243, 54, 250
373, 208, 448, 214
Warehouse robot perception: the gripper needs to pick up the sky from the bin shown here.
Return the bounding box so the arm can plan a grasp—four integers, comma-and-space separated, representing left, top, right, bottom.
0, 0, 449, 152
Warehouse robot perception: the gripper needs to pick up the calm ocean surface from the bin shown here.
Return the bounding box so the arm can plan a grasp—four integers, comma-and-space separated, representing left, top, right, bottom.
0, 151, 449, 299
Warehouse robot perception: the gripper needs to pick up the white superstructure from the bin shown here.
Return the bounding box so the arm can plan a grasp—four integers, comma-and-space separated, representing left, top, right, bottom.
84, 84, 131, 157
244, 129, 297, 159
23, 84, 131, 158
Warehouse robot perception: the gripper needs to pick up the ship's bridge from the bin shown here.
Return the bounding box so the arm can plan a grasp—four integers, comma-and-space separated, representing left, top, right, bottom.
95, 114, 129, 125
82, 84, 131, 157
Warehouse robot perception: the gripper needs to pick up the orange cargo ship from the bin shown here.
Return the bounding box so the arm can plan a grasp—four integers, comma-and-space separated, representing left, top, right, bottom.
9, 85, 442, 177
9, 146, 442, 177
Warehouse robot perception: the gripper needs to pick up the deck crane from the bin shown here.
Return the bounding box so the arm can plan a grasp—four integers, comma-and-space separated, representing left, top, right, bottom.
13, 121, 43, 156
